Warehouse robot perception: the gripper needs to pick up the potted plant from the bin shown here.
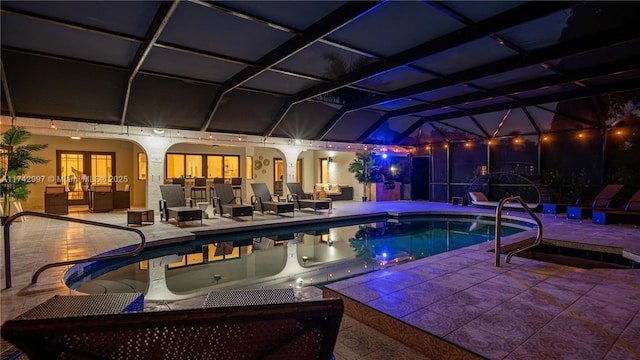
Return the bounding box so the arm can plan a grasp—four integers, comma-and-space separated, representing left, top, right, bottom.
67, 174, 77, 192
348, 150, 380, 202
1, 127, 49, 224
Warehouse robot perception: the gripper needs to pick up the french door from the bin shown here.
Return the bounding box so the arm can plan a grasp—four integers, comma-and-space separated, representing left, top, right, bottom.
57, 151, 115, 206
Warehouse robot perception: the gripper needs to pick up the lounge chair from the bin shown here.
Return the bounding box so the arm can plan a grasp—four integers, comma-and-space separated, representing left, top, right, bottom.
159, 184, 203, 224
1, 293, 344, 360
566, 184, 624, 219
286, 182, 331, 213
468, 191, 540, 210
212, 183, 253, 220
251, 182, 295, 217
592, 189, 640, 225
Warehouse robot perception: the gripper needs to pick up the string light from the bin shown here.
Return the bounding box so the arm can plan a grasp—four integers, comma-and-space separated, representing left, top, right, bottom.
50, 120, 56, 129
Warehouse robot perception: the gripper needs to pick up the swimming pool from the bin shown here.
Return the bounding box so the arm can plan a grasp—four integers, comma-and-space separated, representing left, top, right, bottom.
66, 214, 531, 300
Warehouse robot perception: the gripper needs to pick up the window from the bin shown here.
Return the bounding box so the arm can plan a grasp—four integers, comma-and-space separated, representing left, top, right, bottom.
166, 154, 185, 178
0, 146, 8, 171
224, 156, 239, 178
167, 153, 241, 180
185, 155, 203, 178
138, 153, 147, 180
207, 155, 223, 178
207, 155, 240, 179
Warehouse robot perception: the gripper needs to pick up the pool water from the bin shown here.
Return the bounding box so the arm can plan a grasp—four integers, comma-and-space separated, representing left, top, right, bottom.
67, 215, 529, 299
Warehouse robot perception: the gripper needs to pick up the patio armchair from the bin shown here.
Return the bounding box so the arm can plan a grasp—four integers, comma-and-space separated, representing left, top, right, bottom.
113, 183, 130, 209
44, 185, 68, 215
90, 185, 113, 212
251, 182, 295, 217
159, 184, 202, 224
286, 182, 331, 213
212, 183, 253, 220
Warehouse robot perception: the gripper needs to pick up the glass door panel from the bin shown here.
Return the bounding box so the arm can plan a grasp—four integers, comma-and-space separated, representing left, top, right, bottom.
60, 152, 85, 204
91, 154, 113, 185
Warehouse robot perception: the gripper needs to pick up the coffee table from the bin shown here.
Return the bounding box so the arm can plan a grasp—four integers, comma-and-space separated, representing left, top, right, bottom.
127, 209, 154, 226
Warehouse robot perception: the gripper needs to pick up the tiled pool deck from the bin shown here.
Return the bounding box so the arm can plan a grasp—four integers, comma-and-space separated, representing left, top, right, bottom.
1, 201, 639, 359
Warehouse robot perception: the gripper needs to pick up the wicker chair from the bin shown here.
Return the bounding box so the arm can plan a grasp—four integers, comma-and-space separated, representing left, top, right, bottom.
212, 183, 253, 220
286, 182, 331, 213
90, 185, 113, 212
44, 185, 68, 215
251, 182, 295, 217
159, 184, 202, 224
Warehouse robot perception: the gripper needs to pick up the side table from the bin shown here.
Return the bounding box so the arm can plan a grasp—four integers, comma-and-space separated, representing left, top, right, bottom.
451, 196, 468, 206
127, 209, 154, 226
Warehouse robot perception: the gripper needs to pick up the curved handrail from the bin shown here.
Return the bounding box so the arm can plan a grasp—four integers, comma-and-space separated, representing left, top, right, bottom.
3, 211, 146, 288
494, 196, 543, 267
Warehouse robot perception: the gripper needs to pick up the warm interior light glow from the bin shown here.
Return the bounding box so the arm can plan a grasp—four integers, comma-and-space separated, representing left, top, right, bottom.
70, 136, 81, 140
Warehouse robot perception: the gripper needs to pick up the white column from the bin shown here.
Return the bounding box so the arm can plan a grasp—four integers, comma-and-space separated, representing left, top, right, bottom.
272, 145, 304, 198
135, 136, 173, 211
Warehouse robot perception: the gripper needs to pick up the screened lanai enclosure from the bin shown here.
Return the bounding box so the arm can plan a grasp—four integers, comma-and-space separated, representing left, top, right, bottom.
2, 1, 639, 203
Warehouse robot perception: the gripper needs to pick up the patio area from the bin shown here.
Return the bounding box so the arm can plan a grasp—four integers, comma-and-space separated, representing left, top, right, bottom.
1, 200, 639, 359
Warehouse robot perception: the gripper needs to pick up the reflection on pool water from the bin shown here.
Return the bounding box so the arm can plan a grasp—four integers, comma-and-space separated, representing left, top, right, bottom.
67, 215, 530, 300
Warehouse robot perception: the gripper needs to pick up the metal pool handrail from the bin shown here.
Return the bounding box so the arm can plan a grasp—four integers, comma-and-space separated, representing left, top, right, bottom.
3, 211, 146, 288
494, 196, 543, 267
